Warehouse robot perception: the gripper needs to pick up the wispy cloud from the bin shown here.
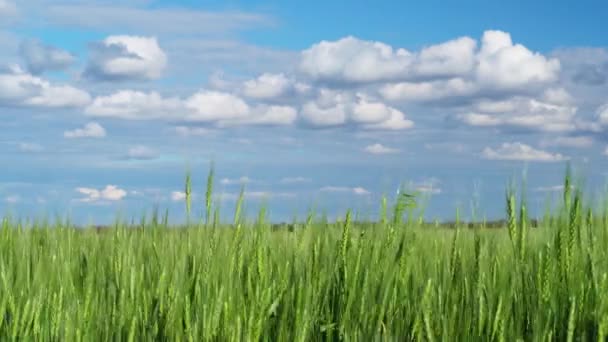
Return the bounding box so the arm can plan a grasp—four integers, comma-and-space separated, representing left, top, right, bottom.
363, 143, 399, 155
482, 142, 568, 162
320, 186, 371, 195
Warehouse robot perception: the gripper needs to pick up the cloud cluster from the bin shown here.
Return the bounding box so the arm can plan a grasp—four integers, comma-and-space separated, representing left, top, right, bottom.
85, 89, 298, 126
0, 66, 90, 108
301, 91, 413, 130
85, 36, 167, 81
300, 31, 581, 134
460, 93, 579, 133
300, 31, 558, 91
75, 185, 127, 202
300, 36, 477, 83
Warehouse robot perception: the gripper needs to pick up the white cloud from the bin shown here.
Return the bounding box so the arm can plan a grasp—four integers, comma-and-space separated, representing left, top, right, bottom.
185, 90, 250, 121
19, 39, 75, 74
301, 101, 348, 127
353, 187, 371, 195
362, 108, 413, 130
320, 186, 371, 195
299, 35, 476, 83
242, 73, 292, 99
279, 177, 311, 184
363, 143, 399, 155
85, 35, 167, 81
219, 105, 298, 126
64, 122, 106, 138
482, 142, 568, 162
596, 104, 608, 125
85, 90, 182, 120
476, 30, 560, 90
460, 96, 578, 133
171, 191, 186, 201
351, 95, 393, 124
301, 90, 413, 130
380, 78, 476, 102
415, 37, 477, 78
540, 136, 593, 148
18, 142, 43, 153
76, 185, 127, 202
604, 146, 608, 157
126, 145, 159, 160
534, 185, 570, 192
300, 36, 412, 83
0, 66, 90, 108
220, 176, 251, 185
174, 126, 213, 137
299, 31, 557, 93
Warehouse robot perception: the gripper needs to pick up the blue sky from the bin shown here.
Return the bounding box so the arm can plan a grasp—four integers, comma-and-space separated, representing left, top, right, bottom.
1, 0, 608, 224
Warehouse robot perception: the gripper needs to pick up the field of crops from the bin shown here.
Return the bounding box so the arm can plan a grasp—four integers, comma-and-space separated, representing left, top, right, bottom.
0, 169, 607, 340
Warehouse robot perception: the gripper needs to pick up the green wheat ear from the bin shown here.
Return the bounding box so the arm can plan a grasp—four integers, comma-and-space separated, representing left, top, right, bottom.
185, 170, 192, 219
205, 162, 215, 226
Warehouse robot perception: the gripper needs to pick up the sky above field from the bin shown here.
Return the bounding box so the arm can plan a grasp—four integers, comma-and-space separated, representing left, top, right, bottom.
1, 0, 608, 224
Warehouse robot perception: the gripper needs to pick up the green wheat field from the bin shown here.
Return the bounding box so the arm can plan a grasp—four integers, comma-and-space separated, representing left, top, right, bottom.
1, 167, 607, 341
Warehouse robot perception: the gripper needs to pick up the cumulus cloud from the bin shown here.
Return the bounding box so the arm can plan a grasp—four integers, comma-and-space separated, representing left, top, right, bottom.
363, 143, 399, 155
476, 30, 559, 90
84, 35, 167, 81
320, 186, 371, 195
301, 90, 413, 130
299, 35, 476, 84
0, 66, 90, 108
242, 73, 294, 99
64, 122, 106, 138
75, 185, 127, 202
481, 142, 568, 162
125, 145, 159, 160
19, 39, 75, 74
299, 30, 558, 93
185, 90, 249, 121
